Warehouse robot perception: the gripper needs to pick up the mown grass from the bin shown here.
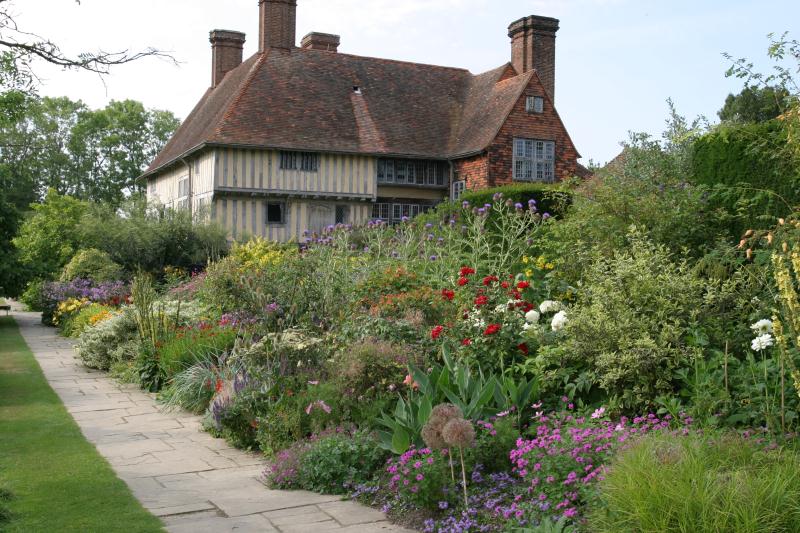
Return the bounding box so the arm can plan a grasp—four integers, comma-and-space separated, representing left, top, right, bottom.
0, 316, 163, 532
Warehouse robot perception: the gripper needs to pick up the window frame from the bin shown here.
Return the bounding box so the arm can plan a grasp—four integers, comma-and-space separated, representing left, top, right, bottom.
279, 151, 320, 172
513, 138, 555, 182
265, 202, 287, 225
451, 180, 466, 200
526, 95, 545, 114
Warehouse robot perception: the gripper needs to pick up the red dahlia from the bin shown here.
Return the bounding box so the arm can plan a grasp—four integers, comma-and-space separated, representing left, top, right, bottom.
483, 323, 502, 336
459, 266, 476, 276
431, 325, 444, 339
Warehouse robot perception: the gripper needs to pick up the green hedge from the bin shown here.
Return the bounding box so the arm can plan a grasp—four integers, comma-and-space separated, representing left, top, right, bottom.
459, 183, 572, 217
690, 120, 800, 236
418, 183, 573, 227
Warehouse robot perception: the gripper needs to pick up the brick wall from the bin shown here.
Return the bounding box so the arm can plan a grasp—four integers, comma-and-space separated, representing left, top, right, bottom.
453, 73, 579, 191
454, 154, 489, 190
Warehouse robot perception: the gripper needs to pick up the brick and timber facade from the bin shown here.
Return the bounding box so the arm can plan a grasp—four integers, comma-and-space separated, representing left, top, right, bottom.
142, 1, 582, 240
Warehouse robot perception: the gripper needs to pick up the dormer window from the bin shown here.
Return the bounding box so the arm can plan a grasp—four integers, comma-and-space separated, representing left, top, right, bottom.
526, 96, 544, 114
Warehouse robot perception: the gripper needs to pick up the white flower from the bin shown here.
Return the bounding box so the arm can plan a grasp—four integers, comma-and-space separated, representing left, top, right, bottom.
522, 323, 533, 332
494, 304, 509, 313
525, 309, 540, 324
539, 300, 561, 314
750, 319, 773, 335
551, 310, 568, 332
751, 333, 774, 352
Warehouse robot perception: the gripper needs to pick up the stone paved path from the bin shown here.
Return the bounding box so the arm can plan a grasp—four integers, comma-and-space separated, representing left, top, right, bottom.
11, 308, 413, 533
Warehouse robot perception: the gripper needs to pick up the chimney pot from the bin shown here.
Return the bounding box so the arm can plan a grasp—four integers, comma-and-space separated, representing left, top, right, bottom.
508, 15, 559, 101
301, 32, 341, 52
210, 30, 246, 88
259, 0, 297, 51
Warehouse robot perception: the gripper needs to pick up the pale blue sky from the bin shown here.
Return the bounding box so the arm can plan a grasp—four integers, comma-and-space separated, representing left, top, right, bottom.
17, 0, 800, 164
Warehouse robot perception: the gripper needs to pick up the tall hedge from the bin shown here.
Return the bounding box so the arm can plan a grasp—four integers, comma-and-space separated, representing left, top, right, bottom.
691, 120, 799, 237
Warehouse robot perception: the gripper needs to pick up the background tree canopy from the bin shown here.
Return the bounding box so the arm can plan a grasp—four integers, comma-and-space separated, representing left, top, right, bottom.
718, 85, 793, 123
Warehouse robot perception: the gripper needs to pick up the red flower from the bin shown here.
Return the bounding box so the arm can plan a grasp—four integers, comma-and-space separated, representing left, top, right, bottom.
459, 266, 476, 276
483, 323, 502, 336
441, 289, 455, 301
457, 277, 469, 286
522, 302, 534, 313
512, 290, 522, 300
462, 338, 472, 346
474, 295, 489, 306
431, 325, 444, 340
517, 343, 529, 355
482, 275, 499, 286
215, 379, 224, 393
501, 281, 510, 289
517, 281, 530, 290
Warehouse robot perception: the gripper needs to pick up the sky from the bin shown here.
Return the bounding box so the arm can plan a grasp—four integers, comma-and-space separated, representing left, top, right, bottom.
11, 0, 800, 164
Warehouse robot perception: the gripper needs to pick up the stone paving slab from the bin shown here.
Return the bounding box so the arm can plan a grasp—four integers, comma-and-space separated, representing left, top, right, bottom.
11, 309, 415, 533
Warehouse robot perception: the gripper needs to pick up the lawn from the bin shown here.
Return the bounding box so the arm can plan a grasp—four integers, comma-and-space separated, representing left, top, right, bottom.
0, 316, 163, 532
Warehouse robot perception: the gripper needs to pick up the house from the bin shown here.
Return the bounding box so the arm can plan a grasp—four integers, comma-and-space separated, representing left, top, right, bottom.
142, 0, 581, 241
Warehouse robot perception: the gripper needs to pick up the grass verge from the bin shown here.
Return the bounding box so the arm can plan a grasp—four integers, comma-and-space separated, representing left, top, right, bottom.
0, 316, 163, 532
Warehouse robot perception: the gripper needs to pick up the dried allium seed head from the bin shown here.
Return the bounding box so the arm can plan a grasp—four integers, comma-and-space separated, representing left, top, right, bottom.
421, 423, 446, 449
441, 418, 475, 448
431, 403, 463, 423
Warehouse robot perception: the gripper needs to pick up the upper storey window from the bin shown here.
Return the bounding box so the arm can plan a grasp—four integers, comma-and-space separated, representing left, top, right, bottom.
513, 138, 555, 182
280, 151, 319, 172
526, 96, 544, 114
377, 159, 447, 187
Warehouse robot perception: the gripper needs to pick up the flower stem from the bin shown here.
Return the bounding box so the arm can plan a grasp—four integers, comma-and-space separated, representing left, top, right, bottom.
458, 447, 468, 508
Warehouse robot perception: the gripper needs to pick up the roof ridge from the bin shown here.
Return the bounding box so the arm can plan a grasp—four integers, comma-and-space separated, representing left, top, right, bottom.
214, 51, 269, 138
298, 46, 471, 73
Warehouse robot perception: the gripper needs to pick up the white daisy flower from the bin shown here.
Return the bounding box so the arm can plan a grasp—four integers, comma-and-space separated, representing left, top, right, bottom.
751, 333, 774, 352
750, 319, 773, 335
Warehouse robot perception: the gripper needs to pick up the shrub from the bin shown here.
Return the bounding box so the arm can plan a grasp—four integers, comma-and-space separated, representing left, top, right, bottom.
330, 339, 412, 402
589, 432, 800, 532
60, 302, 112, 338
532, 230, 710, 410
60, 248, 123, 283
19, 279, 45, 311
457, 183, 572, 219
295, 430, 387, 494
75, 306, 139, 370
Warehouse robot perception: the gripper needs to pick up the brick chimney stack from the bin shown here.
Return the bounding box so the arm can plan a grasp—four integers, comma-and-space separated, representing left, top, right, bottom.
508, 15, 559, 101
301, 32, 340, 52
259, 0, 297, 51
210, 30, 246, 88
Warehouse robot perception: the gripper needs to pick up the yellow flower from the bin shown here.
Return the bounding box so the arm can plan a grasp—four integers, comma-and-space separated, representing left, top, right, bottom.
522, 256, 530, 264
525, 269, 534, 278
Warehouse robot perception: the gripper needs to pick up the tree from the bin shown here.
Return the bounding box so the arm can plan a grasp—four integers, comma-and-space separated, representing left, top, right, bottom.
12, 190, 90, 281
718, 85, 792, 123
0, 97, 179, 207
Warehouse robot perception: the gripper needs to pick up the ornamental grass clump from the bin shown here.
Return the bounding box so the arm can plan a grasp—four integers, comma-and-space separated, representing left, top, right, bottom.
588, 431, 800, 532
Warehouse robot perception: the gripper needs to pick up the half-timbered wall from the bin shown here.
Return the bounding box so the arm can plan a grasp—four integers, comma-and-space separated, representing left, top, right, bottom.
213, 148, 376, 198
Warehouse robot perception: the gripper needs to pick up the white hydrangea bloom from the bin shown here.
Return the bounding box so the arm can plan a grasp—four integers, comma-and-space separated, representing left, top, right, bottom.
525, 310, 540, 324
751, 333, 774, 352
539, 300, 561, 314
750, 319, 773, 335
551, 310, 568, 332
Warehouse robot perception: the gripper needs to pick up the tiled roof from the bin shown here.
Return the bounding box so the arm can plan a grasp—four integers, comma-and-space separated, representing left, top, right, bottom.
145, 48, 547, 176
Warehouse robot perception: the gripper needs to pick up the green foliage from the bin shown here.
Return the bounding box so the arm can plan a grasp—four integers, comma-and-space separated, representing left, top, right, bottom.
441, 182, 571, 219
157, 326, 237, 378
376, 347, 498, 454
718, 85, 793, 123
589, 432, 800, 532
75, 306, 139, 371
80, 198, 229, 275
60, 248, 124, 282
12, 190, 89, 280
296, 431, 388, 494
0, 96, 179, 207
691, 120, 799, 238
533, 230, 709, 410
58, 302, 109, 338
470, 417, 520, 474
